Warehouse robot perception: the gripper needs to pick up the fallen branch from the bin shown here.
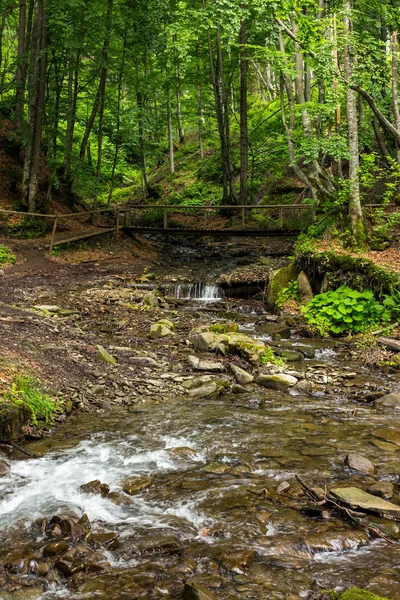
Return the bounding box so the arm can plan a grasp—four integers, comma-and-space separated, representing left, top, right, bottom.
0, 441, 36, 458
371, 322, 399, 336
296, 475, 397, 545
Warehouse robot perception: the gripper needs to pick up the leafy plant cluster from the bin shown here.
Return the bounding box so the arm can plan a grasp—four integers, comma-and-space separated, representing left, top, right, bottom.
302, 286, 394, 336
260, 348, 286, 366
6, 375, 60, 426
276, 281, 300, 310
0, 244, 15, 267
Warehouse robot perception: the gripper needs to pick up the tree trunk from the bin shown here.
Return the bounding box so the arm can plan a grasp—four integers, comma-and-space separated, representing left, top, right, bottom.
108, 32, 127, 206
21, 0, 47, 213
343, 0, 364, 243
167, 86, 175, 174
64, 45, 79, 183
197, 82, 204, 159
239, 16, 248, 205
15, 0, 27, 129
392, 31, 400, 162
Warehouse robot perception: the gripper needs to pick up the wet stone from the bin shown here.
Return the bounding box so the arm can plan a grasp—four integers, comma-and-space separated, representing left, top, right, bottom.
138, 535, 181, 555
80, 480, 110, 496
346, 453, 376, 475
122, 475, 153, 495
42, 542, 70, 556
256, 373, 298, 390
330, 487, 400, 518
276, 481, 291, 494
375, 393, 400, 410
230, 364, 254, 385
188, 355, 225, 373
183, 582, 217, 600
368, 481, 395, 500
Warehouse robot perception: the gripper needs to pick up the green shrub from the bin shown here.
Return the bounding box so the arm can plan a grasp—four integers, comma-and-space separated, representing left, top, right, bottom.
0, 244, 16, 267
276, 281, 299, 310
339, 588, 390, 600
140, 207, 164, 227
260, 348, 286, 366
10, 217, 50, 238
302, 286, 392, 336
6, 375, 60, 426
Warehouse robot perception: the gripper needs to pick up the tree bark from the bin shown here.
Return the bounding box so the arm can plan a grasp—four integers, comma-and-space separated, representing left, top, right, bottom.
64, 45, 79, 182
239, 16, 248, 205
15, 0, 27, 129
167, 86, 175, 174
392, 31, 400, 162
21, 0, 47, 213
343, 0, 364, 242
108, 32, 127, 206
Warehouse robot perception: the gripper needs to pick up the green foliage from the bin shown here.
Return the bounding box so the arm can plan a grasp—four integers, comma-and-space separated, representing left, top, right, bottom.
276, 281, 299, 310
10, 217, 50, 239
302, 286, 392, 336
6, 375, 60, 427
140, 207, 164, 227
260, 348, 286, 366
339, 588, 390, 600
0, 244, 16, 267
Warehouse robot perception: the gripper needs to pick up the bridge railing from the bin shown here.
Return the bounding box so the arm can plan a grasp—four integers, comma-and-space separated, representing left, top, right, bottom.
121, 203, 317, 231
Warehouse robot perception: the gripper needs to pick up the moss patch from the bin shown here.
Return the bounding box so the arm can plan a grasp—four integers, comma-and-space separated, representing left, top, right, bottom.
339, 588, 391, 600
209, 322, 239, 334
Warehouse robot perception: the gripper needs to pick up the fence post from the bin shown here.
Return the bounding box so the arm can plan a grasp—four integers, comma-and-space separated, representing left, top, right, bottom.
163, 206, 168, 230
242, 207, 246, 227
279, 207, 283, 228
49, 218, 58, 254
116, 209, 120, 238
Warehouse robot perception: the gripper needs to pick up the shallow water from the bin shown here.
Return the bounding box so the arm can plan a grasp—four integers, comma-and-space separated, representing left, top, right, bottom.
1, 338, 400, 599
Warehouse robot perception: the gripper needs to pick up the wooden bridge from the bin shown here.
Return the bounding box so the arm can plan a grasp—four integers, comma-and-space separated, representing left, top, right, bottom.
0, 202, 395, 254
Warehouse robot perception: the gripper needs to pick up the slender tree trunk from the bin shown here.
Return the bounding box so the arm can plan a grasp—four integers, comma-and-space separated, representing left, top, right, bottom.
64, 45, 79, 182
373, 117, 390, 163
173, 35, 184, 144
136, 59, 149, 193
197, 82, 204, 159
167, 86, 175, 174
15, 0, 27, 129
108, 32, 127, 206
239, 16, 248, 205
72, 0, 113, 193
21, 0, 47, 213
343, 0, 364, 242
392, 31, 400, 163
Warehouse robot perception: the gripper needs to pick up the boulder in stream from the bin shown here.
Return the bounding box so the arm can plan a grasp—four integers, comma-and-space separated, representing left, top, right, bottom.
255, 373, 298, 391
122, 475, 153, 496
230, 364, 254, 385
345, 453, 375, 475
183, 375, 230, 399
374, 393, 400, 410
367, 481, 394, 500
183, 582, 216, 600
188, 355, 225, 373
329, 487, 400, 518
149, 319, 175, 338
188, 329, 266, 365
80, 480, 110, 496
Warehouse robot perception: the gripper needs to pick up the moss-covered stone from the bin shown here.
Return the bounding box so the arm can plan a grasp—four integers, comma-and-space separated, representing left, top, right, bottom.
339, 588, 391, 600
265, 264, 299, 312
209, 322, 239, 334
0, 402, 31, 441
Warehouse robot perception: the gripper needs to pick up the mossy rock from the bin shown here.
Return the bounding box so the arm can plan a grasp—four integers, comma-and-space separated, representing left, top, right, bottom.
209, 322, 239, 334
266, 264, 299, 312
339, 589, 391, 600
0, 402, 31, 441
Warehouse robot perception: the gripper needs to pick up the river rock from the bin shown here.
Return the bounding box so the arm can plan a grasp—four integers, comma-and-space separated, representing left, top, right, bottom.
277, 481, 290, 494
0, 402, 31, 441
149, 319, 175, 338
373, 427, 400, 447
329, 487, 400, 518
265, 264, 299, 312
297, 271, 314, 305
170, 446, 197, 459
367, 481, 394, 500
346, 453, 375, 475
230, 364, 254, 385
255, 321, 291, 339
80, 480, 110, 496
183, 375, 230, 399
232, 384, 248, 394
90, 531, 119, 549
0, 458, 10, 476
279, 350, 303, 362
291, 380, 313, 395
122, 475, 152, 495
143, 290, 160, 308
256, 373, 298, 390
209, 322, 239, 334
0, 269, 4, 277
139, 534, 181, 554
375, 393, 400, 410
108, 491, 133, 506
96, 345, 117, 365
42, 542, 71, 556
188, 355, 225, 373
34, 305, 61, 313
183, 582, 216, 600
188, 330, 266, 364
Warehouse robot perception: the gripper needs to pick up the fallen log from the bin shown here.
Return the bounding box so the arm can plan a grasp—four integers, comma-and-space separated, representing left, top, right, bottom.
376, 336, 400, 352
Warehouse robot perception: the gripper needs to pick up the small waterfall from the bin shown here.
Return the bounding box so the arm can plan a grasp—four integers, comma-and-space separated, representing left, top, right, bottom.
169, 283, 224, 301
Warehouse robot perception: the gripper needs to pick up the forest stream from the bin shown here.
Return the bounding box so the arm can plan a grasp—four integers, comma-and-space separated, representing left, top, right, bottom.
0, 242, 400, 600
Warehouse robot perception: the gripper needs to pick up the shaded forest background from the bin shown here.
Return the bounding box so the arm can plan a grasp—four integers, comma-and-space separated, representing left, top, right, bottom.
1, 0, 400, 242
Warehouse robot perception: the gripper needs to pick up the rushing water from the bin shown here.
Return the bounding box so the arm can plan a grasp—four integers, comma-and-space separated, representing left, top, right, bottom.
168, 282, 224, 301
1, 337, 400, 599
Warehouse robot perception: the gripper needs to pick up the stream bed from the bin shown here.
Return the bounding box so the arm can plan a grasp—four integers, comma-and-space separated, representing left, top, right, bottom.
1, 241, 400, 600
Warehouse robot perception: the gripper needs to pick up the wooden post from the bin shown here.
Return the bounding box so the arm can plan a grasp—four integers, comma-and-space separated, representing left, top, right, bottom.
49, 218, 58, 254
242, 206, 245, 227
203, 207, 207, 228
116, 209, 120, 238
163, 206, 168, 230
279, 207, 283, 228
